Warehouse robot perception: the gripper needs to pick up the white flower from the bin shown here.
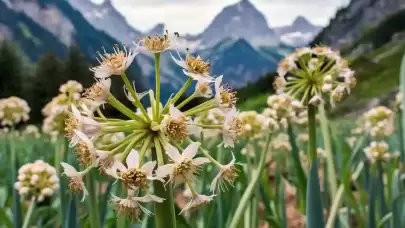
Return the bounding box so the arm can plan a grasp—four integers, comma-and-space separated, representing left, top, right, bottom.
215, 76, 237, 111
74, 130, 110, 166
180, 194, 215, 215
111, 189, 165, 222
210, 153, 239, 192
90, 45, 137, 79
170, 50, 214, 83
106, 149, 163, 189
66, 105, 102, 147
84, 78, 111, 105
60, 163, 88, 201
156, 142, 210, 185
134, 30, 176, 54
308, 95, 323, 106
222, 108, 241, 148
161, 105, 201, 141
195, 81, 213, 98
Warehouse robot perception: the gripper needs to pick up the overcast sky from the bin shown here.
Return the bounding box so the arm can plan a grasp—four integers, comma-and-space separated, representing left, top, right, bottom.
91, 0, 350, 35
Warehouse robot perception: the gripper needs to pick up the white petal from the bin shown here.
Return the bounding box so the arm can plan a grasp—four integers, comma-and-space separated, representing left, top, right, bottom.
193, 157, 210, 166
182, 142, 200, 160
80, 182, 89, 202
101, 78, 111, 90
188, 124, 202, 136
133, 194, 165, 203
126, 149, 139, 169
71, 105, 81, 119
60, 163, 79, 177
93, 66, 113, 78
223, 134, 234, 148
156, 164, 174, 178
170, 52, 188, 69
165, 144, 182, 162
169, 105, 183, 119
215, 75, 223, 93
141, 161, 156, 177
184, 70, 213, 83
74, 130, 94, 149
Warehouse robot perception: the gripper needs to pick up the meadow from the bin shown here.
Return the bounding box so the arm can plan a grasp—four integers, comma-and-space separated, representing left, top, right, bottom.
1, 35, 405, 228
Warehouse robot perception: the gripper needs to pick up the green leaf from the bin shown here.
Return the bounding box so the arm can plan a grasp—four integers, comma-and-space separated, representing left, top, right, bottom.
66, 193, 77, 228
287, 125, 307, 211
399, 52, 405, 165
392, 194, 405, 228
100, 181, 113, 227
306, 159, 325, 228
367, 172, 377, 228
0, 208, 12, 228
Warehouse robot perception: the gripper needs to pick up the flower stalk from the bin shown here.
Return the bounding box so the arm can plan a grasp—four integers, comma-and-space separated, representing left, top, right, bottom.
22, 196, 36, 228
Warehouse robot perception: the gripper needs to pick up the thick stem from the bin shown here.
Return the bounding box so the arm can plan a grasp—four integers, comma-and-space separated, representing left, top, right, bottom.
154, 53, 161, 121
86, 170, 100, 228
228, 134, 272, 228
308, 104, 317, 162
152, 137, 177, 228
22, 196, 36, 228
10, 130, 22, 228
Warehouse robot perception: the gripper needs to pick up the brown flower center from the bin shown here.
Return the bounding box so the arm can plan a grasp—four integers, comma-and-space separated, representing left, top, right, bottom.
141, 30, 175, 52
113, 199, 141, 222
173, 159, 193, 176
75, 142, 92, 166
164, 116, 188, 141
121, 168, 148, 189
185, 53, 210, 75
65, 114, 78, 139
68, 178, 83, 193
84, 82, 108, 101
219, 86, 237, 108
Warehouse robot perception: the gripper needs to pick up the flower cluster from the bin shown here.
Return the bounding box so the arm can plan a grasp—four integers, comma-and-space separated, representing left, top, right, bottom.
363, 106, 394, 137
364, 141, 399, 163
59, 31, 246, 220
42, 80, 85, 139
274, 46, 356, 106
22, 125, 41, 139
263, 93, 308, 129
238, 111, 277, 138
14, 160, 59, 202
0, 96, 30, 126
271, 133, 292, 153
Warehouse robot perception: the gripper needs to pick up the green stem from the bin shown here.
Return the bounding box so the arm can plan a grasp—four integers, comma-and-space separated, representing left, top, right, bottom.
138, 135, 153, 166
107, 94, 145, 122
22, 196, 36, 228
228, 134, 272, 228
154, 53, 161, 121
319, 104, 338, 200
308, 104, 317, 162
101, 124, 146, 133
176, 93, 196, 109
9, 130, 21, 228
193, 124, 222, 129
152, 137, 177, 228
121, 72, 151, 122
184, 102, 217, 116
172, 77, 193, 105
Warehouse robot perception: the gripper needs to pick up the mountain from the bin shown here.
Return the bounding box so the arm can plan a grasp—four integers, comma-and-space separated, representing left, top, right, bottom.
68, 0, 142, 45
197, 38, 278, 87
146, 23, 165, 36
196, 0, 279, 48
1, 0, 147, 88
274, 16, 322, 46
311, 0, 405, 50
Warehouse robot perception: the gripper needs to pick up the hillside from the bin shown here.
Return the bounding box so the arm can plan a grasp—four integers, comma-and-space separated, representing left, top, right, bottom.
239, 1, 405, 115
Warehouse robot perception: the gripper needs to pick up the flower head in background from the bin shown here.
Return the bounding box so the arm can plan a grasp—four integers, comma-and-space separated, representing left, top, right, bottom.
0, 96, 30, 126
364, 141, 399, 163
22, 125, 41, 139
363, 106, 394, 137
15, 160, 59, 202
274, 46, 355, 106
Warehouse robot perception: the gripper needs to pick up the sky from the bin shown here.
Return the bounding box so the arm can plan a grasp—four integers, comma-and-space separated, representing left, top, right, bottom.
91, 0, 350, 35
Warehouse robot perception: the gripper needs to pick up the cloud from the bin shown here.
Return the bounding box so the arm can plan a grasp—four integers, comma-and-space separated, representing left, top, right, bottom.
103, 0, 349, 34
